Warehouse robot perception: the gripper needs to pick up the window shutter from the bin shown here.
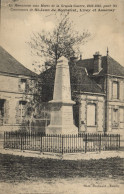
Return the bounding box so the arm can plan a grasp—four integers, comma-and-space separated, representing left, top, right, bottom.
26, 79, 30, 93
18, 78, 21, 92
113, 81, 119, 99
18, 78, 27, 93
87, 104, 96, 126
4, 100, 9, 124
120, 108, 124, 123
15, 101, 20, 124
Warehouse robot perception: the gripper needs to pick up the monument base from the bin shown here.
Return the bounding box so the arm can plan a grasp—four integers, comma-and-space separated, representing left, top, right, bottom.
46, 125, 78, 135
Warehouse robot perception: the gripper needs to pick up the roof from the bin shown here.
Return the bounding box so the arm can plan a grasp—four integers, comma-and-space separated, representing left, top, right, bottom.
76, 55, 124, 77
40, 54, 124, 101
0, 46, 36, 77
40, 64, 103, 102
70, 67, 103, 94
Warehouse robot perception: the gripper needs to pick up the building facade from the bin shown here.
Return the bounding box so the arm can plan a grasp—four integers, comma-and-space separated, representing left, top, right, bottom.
105, 74, 124, 137
0, 46, 36, 132
41, 51, 124, 141
84, 52, 124, 138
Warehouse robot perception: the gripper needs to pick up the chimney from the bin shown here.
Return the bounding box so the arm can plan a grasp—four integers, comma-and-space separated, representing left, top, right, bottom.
93, 51, 102, 74
70, 56, 78, 63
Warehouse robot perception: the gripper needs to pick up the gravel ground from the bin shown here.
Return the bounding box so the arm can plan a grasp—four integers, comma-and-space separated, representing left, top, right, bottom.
0, 147, 124, 160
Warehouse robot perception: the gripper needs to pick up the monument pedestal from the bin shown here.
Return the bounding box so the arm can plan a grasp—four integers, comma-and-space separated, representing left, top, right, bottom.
46, 101, 78, 134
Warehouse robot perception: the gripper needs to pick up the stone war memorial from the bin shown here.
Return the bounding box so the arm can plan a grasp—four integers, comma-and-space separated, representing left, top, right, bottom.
46, 56, 78, 135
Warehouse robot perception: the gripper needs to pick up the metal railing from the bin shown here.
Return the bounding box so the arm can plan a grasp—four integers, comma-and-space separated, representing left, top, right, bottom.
4, 131, 120, 154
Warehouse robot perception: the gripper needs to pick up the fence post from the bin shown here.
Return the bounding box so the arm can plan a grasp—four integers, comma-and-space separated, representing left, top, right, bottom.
21, 133, 23, 151
110, 134, 111, 150
85, 134, 87, 153
119, 134, 120, 149
40, 133, 42, 153
99, 134, 101, 152
115, 134, 117, 150
9, 132, 10, 148
62, 135, 63, 155
3, 131, 5, 149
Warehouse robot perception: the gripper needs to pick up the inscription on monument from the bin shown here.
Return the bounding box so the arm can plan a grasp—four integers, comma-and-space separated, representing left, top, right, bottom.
46, 56, 78, 134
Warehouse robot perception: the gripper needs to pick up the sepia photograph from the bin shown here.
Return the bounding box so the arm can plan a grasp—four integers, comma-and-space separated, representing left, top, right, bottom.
0, 0, 124, 193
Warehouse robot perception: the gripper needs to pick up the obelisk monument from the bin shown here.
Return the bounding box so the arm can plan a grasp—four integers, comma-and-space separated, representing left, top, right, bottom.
46, 56, 78, 134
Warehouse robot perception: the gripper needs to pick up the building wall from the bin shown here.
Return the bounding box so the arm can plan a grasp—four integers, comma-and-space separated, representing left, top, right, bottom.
79, 94, 105, 133
106, 76, 124, 141
0, 75, 19, 92
0, 74, 34, 132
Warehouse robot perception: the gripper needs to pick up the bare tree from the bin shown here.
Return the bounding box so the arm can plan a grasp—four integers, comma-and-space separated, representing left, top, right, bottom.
29, 13, 91, 71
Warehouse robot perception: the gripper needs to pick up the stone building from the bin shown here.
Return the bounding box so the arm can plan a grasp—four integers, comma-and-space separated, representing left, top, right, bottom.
78, 51, 124, 138
0, 46, 36, 132
40, 51, 124, 140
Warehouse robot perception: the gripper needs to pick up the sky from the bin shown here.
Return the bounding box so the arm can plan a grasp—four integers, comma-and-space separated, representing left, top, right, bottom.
0, 0, 124, 72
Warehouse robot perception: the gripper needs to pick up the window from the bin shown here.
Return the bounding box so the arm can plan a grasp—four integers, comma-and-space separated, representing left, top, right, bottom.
19, 79, 27, 92
87, 104, 96, 126
19, 101, 27, 122
120, 108, 124, 123
112, 108, 119, 127
0, 99, 5, 125
113, 81, 119, 99
120, 107, 124, 129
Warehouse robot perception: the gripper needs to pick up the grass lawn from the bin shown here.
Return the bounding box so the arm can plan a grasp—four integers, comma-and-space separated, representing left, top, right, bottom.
0, 153, 124, 183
